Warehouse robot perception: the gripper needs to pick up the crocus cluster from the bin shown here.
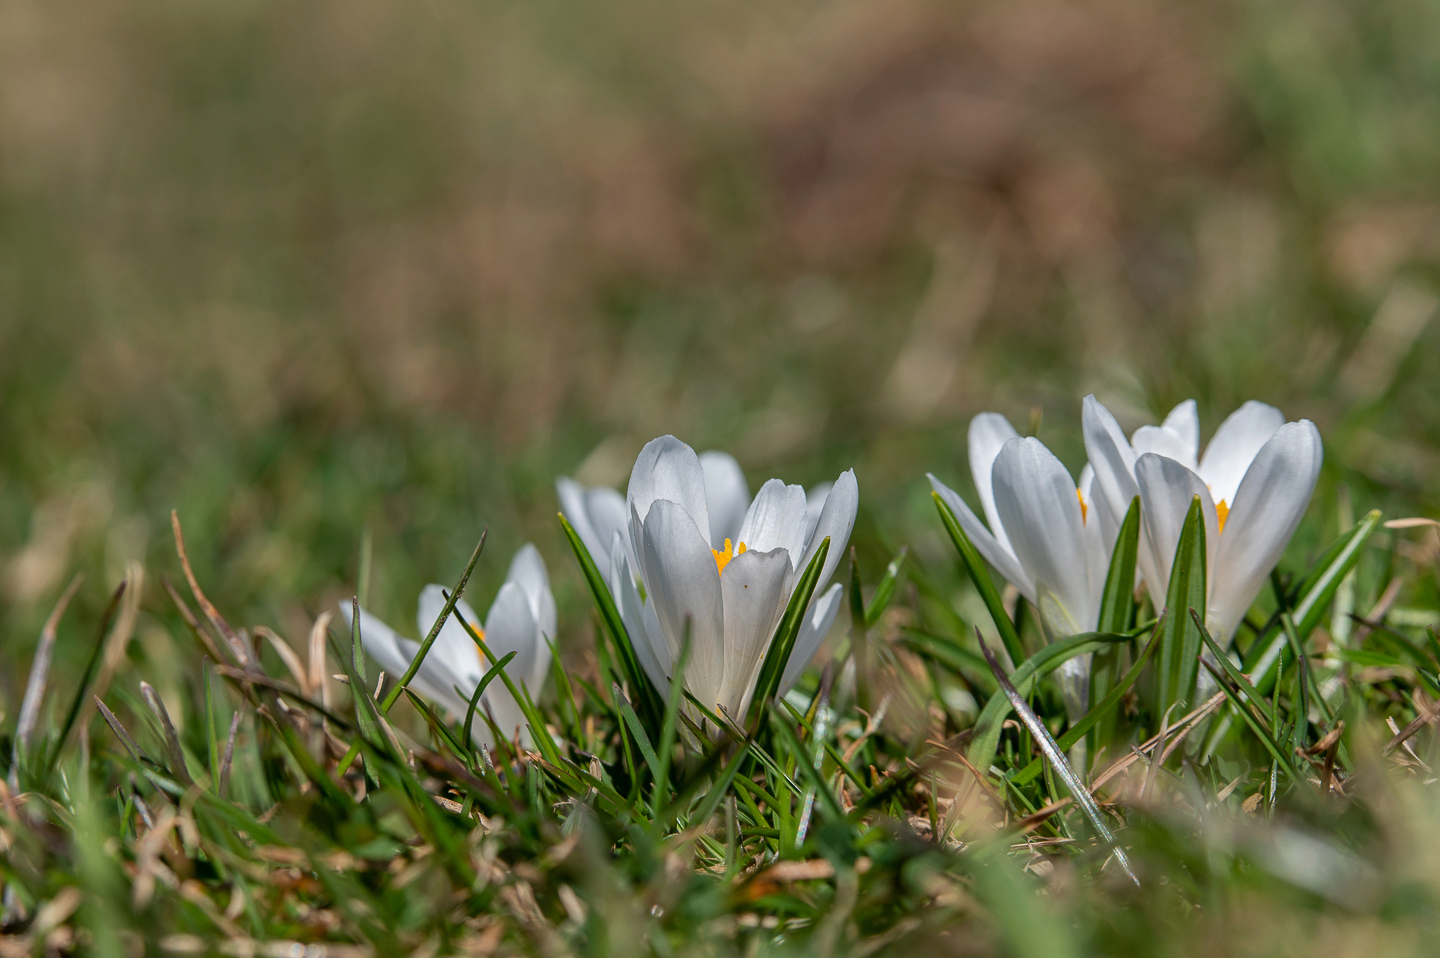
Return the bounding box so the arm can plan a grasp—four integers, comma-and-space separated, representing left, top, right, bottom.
349, 394, 1320, 748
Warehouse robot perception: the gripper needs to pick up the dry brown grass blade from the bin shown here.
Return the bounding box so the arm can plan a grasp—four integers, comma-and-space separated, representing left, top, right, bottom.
1382, 697, 1440, 757
1014, 797, 1074, 833
14, 573, 85, 758
219, 712, 241, 798
253, 627, 309, 692
1091, 693, 1226, 792
95, 697, 152, 766
160, 576, 231, 666
309, 611, 333, 703
140, 682, 194, 787
171, 510, 250, 667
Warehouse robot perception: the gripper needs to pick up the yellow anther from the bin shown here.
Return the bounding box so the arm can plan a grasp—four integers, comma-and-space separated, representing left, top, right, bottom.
470, 627, 488, 668
1216, 500, 1229, 534
1077, 487, 1088, 525
712, 538, 747, 575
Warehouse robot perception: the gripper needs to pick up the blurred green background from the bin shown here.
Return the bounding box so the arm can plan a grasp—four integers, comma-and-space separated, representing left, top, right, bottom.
2, 0, 1439, 693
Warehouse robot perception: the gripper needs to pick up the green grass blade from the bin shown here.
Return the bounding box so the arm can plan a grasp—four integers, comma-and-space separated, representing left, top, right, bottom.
1091, 496, 1140, 756
977, 631, 1137, 884
1156, 496, 1207, 716
932, 491, 1027, 669
559, 512, 666, 732
863, 546, 909, 627
462, 650, 518, 752
966, 631, 1129, 776
1012, 622, 1162, 786
43, 580, 128, 783
747, 537, 830, 727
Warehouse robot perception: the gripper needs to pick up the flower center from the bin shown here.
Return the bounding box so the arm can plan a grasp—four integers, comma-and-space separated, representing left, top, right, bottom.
712, 538, 747, 575
1076, 487, 1088, 525
1216, 500, 1229, 534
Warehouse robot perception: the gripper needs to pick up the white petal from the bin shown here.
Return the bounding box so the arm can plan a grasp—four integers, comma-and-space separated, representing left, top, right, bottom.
797, 469, 859, 596
780, 582, 843, 695
476, 682, 530, 748
640, 498, 726, 709
1197, 400, 1286, 507
968, 413, 1021, 556
611, 538, 671, 696
716, 547, 793, 717
627, 436, 711, 543
417, 585, 487, 697
737, 479, 809, 563
700, 451, 750, 550
1083, 396, 1156, 597
1078, 463, 1095, 502
803, 482, 832, 544
484, 581, 542, 693
504, 544, 556, 645
1133, 454, 1219, 610
1160, 399, 1200, 465
557, 477, 603, 564
991, 437, 1098, 637
340, 603, 441, 706
583, 485, 636, 577
927, 473, 1034, 601
1210, 421, 1323, 644
1132, 425, 1197, 469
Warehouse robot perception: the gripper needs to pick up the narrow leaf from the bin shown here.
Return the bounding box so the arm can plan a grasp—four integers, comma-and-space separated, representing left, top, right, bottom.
1155, 496, 1207, 716
932, 492, 1027, 669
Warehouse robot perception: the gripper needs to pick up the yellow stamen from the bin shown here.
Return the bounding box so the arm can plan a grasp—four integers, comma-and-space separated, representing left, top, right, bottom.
471, 627, 488, 669
1216, 500, 1229, 534
712, 538, 747, 575
1077, 487, 1088, 525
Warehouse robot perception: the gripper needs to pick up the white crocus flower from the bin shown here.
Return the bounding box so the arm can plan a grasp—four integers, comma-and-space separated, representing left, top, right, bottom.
598, 436, 857, 727
558, 449, 751, 586
340, 544, 556, 746
1082, 396, 1323, 645
928, 413, 1117, 717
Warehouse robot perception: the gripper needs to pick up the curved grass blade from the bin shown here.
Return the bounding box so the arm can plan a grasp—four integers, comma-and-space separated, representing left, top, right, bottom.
864, 546, 909, 628
1156, 496, 1207, 717
1012, 622, 1162, 786
559, 512, 665, 732
43, 580, 128, 782
747, 537, 830, 727
967, 631, 1129, 776
462, 650, 518, 751
977, 630, 1138, 885
932, 491, 1026, 669
1091, 497, 1140, 756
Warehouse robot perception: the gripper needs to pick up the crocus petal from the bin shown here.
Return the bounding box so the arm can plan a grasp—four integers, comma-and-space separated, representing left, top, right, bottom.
737, 479, 810, 563
627, 435, 712, 543
417, 585, 488, 696
991, 437, 1098, 636
1132, 425, 1196, 468
1210, 421, 1323, 643
968, 413, 1021, 556
640, 498, 726, 710
611, 536, 671, 697
1160, 399, 1200, 466
803, 482, 832, 543
927, 473, 1034, 601
557, 477, 604, 563
716, 546, 793, 717
1197, 400, 1286, 507
582, 485, 637, 578
701, 451, 750, 550
340, 604, 451, 709
484, 581, 542, 694
504, 544, 556, 648
780, 582, 843, 695
797, 469, 859, 596
1133, 454, 1219, 606
1084, 396, 1159, 595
